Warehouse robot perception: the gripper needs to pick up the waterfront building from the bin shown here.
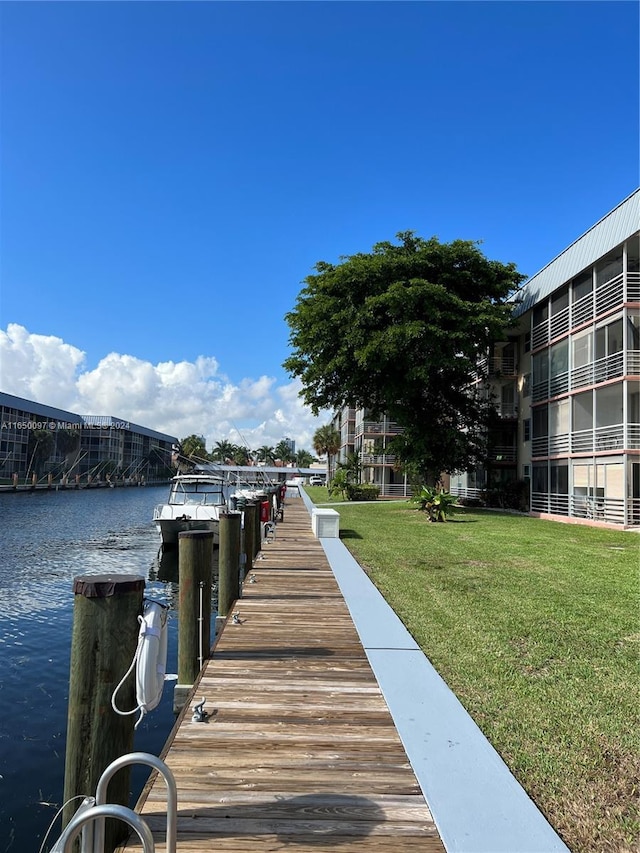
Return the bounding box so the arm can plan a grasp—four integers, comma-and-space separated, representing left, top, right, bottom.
451, 188, 640, 528
329, 190, 640, 526
0, 392, 177, 485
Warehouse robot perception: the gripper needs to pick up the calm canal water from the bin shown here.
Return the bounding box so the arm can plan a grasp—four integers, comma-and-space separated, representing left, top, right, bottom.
0, 485, 192, 852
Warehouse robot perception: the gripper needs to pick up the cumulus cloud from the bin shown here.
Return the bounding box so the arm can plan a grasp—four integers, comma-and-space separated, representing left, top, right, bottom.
0, 324, 327, 453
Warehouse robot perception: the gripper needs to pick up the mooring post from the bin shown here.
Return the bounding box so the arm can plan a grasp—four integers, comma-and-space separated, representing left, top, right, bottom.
62, 573, 144, 852
176, 530, 214, 694
243, 501, 257, 577
218, 512, 242, 617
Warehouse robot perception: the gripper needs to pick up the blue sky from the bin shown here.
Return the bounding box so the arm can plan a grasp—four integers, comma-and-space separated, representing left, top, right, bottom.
1, 1, 638, 452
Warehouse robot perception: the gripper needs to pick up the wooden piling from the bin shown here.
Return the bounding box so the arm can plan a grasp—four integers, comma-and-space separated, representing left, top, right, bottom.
243, 501, 257, 575
62, 573, 144, 852
177, 530, 214, 688
217, 511, 242, 617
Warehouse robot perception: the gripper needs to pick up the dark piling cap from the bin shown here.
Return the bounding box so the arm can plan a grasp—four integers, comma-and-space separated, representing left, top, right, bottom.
73, 574, 145, 598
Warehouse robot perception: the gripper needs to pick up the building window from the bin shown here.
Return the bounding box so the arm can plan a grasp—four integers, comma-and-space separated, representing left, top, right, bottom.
523, 464, 531, 480
596, 247, 623, 287
522, 372, 531, 397
523, 419, 531, 442
524, 331, 531, 353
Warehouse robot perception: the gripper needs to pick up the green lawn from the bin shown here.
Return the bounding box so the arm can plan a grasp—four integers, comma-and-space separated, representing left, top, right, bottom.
307, 492, 639, 853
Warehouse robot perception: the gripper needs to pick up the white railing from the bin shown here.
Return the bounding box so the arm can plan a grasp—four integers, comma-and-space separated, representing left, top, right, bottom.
355, 421, 404, 436
361, 454, 397, 465
489, 446, 517, 463
627, 271, 640, 302
596, 272, 624, 315
550, 306, 570, 340
549, 371, 569, 397
532, 321, 549, 350
449, 486, 484, 500
594, 424, 624, 451
627, 498, 640, 526
594, 350, 624, 384
628, 424, 640, 449
571, 495, 625, 524
548, 434, 570, 455
571, 291, 594, 327
532, 380, 548, 403
378, 482, 413, 497
626, 350, 640, 375
495, 402, 518, 418
532, 436, 548, 457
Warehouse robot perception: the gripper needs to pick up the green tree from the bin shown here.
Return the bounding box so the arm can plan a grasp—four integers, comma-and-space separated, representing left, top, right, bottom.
295, 449, 316, 468
274, 440, 295, 465
337, 451, 361, 485
256, 445, 276, 464
210, 439, 235, 464
312, 424, 341, 480
285, 232, 524, 484
230, 444, 251, 465
180, 434, 210, 465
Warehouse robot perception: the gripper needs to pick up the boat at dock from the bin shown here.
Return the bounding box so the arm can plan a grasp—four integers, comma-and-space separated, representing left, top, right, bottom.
153, 473, 230, 546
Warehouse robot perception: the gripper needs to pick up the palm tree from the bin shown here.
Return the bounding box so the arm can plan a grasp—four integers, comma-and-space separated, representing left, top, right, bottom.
256, 445, 275, 464
295, 449, 316, 468
274, 440, 295, 466
230, 445, 251, 466
313, 424, 341, 480
210, 439, 235, 464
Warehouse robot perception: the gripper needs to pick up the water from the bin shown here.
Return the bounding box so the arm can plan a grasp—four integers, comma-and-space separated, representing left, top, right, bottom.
0, 485, 189, 853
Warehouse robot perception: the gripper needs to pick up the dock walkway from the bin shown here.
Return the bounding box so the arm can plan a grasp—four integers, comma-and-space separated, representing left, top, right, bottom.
119, 496, 446, 851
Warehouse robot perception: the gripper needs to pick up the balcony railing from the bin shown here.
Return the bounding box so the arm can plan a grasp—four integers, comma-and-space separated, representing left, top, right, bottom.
531, 271, 633, 350
495, 402, 518, 419
355, 421, 404, 436
361, 454, 397, 465
488, 446, 517, 463
532, 492, 626, 525
533, 423, 639, 456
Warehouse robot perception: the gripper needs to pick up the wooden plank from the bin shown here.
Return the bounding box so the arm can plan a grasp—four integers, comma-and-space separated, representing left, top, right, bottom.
116, 497, 445, 852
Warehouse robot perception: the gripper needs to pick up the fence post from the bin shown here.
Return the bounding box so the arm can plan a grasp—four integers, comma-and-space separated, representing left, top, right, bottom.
243, 501, 257, 576
62, 573, 144, 852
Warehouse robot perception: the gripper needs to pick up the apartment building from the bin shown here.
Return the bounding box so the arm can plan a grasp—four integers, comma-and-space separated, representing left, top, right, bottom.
330, 406, 413, 497
0, 392, 177, 485
330, 191, 639, 526
453, 189, 640, 528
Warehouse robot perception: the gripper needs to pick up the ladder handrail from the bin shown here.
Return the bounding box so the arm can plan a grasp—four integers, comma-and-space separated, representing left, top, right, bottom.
61, 804, 154, 853
93, 752, 177, 853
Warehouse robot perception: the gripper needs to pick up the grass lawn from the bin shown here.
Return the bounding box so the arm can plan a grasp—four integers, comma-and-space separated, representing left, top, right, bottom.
305, 490, 639, 853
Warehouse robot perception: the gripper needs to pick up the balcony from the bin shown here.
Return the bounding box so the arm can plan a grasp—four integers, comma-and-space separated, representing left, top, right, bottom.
488, 445, 517, 463
361, 454, 398, 466
476, 356, 517, 378
533, 423, 639, 457
531, 271, 629, 350
355, 421, 404, 437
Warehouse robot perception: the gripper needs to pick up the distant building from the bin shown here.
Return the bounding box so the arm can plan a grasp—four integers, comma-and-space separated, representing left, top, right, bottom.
0, 392, 177, 485
283, 437, 296, 456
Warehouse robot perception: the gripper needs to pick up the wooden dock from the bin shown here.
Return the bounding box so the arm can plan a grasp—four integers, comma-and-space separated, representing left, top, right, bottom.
119, 496, 446, 852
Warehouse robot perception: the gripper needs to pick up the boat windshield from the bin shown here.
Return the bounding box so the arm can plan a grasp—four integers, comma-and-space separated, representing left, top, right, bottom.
169, 481, 225, 505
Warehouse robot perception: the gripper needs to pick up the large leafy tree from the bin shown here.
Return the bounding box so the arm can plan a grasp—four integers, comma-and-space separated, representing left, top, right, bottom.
285, 232, 524, 484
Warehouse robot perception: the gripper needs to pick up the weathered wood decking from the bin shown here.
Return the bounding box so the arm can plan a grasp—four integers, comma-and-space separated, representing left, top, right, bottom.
119, 496, 446, 852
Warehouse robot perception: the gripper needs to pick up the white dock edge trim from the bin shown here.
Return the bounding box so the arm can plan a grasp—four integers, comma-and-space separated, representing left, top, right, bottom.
320, 535, 570, 853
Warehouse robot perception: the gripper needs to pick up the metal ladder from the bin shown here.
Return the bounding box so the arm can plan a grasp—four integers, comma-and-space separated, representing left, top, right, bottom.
51, 752, 177, 853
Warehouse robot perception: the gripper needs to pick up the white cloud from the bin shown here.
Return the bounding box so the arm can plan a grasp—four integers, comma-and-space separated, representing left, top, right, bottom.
0, 324, 328, 453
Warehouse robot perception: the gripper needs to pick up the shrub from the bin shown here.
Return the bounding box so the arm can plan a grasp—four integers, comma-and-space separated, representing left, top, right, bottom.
410, 486, 457, 521
346, 484, 380, 501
